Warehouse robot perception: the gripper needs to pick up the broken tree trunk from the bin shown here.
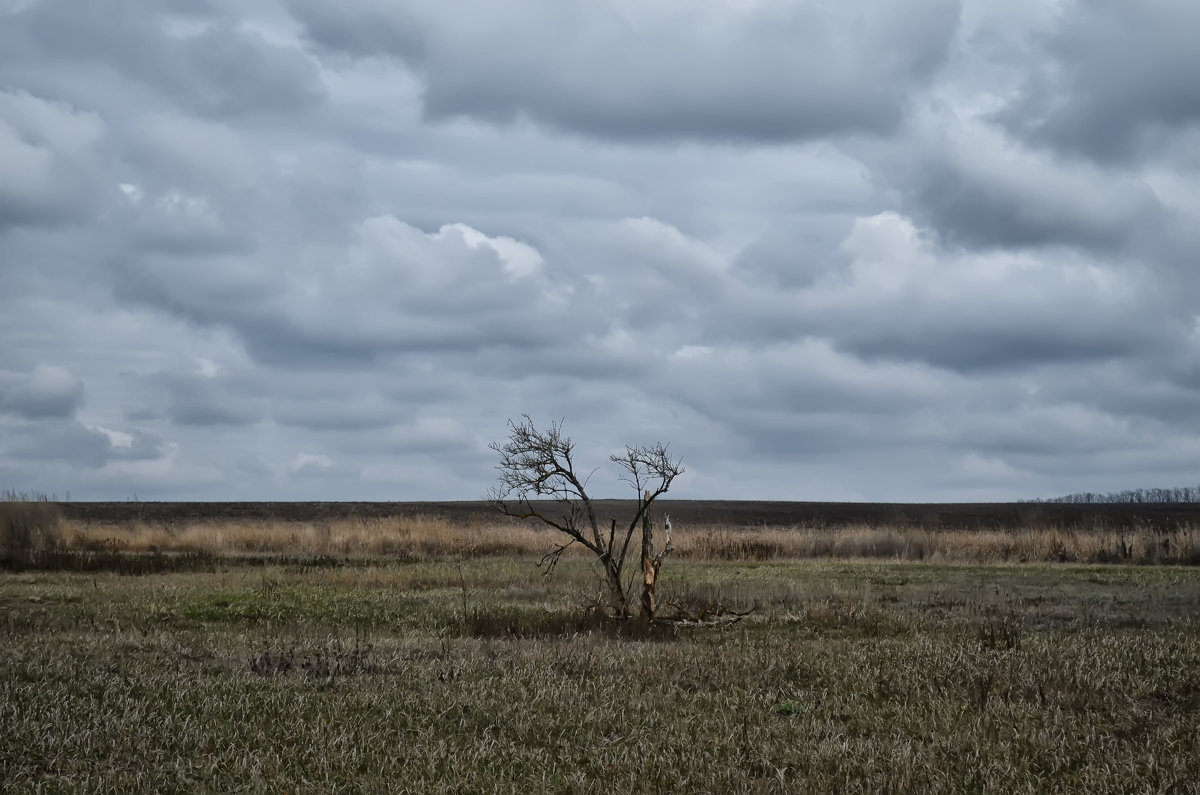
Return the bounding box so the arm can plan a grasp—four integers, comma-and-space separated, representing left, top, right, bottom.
640, 490, 674, 620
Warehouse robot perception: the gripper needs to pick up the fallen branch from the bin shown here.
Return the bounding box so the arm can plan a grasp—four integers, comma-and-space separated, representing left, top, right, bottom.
658, 600, 756, 627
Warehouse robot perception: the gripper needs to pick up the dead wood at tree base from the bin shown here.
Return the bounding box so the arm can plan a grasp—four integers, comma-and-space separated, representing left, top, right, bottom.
656, 600, 756, 628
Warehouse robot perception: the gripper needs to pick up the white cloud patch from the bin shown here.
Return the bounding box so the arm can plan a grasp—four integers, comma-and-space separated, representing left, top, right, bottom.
438, 223, 544, 278
288, 451, 361, 482
289, 452, 333, 474
194, 358, 220, 379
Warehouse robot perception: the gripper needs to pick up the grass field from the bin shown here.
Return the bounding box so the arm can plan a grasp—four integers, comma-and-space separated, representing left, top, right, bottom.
8, 497, 1200, 568
3, 544, 1199, 792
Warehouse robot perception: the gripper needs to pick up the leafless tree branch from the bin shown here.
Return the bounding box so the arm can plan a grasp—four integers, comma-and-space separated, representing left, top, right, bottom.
487, 417, 684, 618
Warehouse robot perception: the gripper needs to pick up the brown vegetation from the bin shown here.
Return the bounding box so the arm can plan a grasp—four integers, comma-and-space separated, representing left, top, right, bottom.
6, 505, 1198, 570
4, 493, 1199, 791
0, 493, 66, 569
3, 558, 1198, 791
684, 523, 1200, 565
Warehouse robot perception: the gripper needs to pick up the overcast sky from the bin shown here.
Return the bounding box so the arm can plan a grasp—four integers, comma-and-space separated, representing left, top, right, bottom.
2, 0, 1199, 502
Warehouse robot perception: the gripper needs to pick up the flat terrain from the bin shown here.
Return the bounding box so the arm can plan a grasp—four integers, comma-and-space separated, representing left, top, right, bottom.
56, 498, 1200, 530
3, 555, 1198, 792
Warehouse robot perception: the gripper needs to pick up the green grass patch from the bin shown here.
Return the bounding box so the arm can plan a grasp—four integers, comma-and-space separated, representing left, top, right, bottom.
2, 559, 1198, 792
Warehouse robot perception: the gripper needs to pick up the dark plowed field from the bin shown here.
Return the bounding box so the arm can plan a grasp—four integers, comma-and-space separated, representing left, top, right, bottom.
56, 500, 1200, 531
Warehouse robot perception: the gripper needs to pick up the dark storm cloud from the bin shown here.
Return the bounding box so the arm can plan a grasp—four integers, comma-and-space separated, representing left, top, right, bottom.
997, 0, 1200, 162
288, 0, 962, 141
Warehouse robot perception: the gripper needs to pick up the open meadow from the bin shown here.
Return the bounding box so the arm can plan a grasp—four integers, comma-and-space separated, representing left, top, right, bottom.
2, 501, 1199, 792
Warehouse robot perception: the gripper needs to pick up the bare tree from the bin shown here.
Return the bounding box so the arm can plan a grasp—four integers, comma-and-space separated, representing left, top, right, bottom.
486, 416, 684, 618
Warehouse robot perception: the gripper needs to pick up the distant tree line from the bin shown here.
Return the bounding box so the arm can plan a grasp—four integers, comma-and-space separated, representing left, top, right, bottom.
1033, 484, 1200, 504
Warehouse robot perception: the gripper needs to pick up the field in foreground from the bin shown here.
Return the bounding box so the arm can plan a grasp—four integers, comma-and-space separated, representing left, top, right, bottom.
3, 555, 1198, 792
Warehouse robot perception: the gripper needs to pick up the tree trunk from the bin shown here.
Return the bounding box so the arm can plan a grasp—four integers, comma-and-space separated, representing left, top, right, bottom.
640, 490, 657, 620
604, 559, 628, 617
640, 492, 675, 621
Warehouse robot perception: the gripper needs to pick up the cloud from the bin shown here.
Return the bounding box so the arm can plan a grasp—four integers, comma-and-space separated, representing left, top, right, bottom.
138, 368, 263, 428
696, 210, 1167, 375
1, 0, 1199, 503
95, 427, 171, 462
5, 3, 323, 119
0, 364, 85, 419
128, 114, 262, 195
442, 223, 544, 278
799, 212, 1170, 372
168, 399, 259, 428
288, 451, 362, 482
288, 0, 961, 141
289, 452, 331, 475
565, 216, 728, 338
112, 216, 571, 366
877, 113, 1165, 251
2, 419, 114, 469
665, 337, 954, 426
997, 0, 1200, 162
0, 418, 169, 472
273, 393, 403, 432
0, 90, 108, 229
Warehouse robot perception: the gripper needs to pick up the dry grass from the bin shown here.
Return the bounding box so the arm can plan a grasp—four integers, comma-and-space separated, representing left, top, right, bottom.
58, 515, 569, 560
39, 514, 1200, 567
682, 523, 1200, 565
2, 559, 1198, 792
0, 494, 67, 568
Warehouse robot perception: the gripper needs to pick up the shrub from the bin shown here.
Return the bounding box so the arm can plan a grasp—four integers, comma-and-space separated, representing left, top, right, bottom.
0, 492, 66, 569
